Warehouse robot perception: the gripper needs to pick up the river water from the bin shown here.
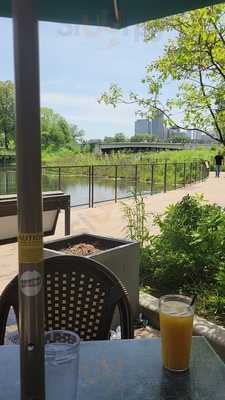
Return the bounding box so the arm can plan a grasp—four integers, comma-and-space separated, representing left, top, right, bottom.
0, 170, 164, 207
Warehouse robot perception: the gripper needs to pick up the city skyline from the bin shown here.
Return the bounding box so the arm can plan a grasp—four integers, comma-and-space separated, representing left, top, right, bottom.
134, 117, 214, 142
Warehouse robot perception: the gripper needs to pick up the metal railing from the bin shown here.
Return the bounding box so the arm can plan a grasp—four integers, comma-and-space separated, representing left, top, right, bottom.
0, 160, 209, 208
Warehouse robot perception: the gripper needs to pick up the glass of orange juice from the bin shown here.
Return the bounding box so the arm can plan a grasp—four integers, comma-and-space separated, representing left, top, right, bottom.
159, 294, 194, 372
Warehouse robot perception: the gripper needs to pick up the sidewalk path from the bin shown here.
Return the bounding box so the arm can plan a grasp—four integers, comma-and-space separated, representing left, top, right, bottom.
1, 172, 225, 293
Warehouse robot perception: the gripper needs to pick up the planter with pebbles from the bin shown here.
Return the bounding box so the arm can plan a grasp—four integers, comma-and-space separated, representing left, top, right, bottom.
44, 233, 140, 321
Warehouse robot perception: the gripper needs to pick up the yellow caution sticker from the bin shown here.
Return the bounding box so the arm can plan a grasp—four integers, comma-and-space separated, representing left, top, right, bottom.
18, 233, 43, 264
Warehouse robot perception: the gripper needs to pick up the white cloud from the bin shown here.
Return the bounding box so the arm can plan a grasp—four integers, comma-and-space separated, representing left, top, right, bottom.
41, 92, 137, 127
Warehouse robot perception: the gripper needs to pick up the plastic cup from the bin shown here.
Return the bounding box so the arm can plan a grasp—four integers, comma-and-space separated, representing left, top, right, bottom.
45, 330, 80, 400
159, 295, 194, 372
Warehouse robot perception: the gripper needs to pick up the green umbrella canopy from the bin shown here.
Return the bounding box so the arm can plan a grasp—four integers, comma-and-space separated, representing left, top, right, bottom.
1, 0, 225, 27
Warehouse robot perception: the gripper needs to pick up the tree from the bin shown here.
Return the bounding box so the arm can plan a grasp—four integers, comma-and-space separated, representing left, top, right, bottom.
103, 133, 127, 143
103, 136, 114, 144
168, 135, 190, 143
41, 107, 68, 147
113, 132, 127, 142
0, 81, 85, 150
69, 124, 85, 144
0, 81, 15, 149
99, 5, 225, 145
130, 133, 155, 142
41, 107, 85, 149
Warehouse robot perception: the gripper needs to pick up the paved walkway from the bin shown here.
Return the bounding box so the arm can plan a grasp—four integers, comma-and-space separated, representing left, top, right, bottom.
1, 172, 225, 293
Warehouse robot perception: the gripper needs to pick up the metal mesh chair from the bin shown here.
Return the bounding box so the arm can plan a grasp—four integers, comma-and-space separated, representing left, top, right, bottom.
0, 255, 134, 344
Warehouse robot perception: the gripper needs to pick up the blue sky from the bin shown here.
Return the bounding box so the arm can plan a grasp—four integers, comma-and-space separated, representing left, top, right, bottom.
0, 17, 171, 139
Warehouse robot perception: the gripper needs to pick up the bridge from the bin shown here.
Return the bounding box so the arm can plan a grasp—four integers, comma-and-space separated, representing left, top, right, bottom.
93, 142, 210, 154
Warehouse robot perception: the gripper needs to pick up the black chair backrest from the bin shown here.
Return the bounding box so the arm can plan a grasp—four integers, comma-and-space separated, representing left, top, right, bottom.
0, 255, 133, 344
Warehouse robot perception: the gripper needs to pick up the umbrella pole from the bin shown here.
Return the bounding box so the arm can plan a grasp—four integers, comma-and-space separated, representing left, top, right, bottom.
12, 0, 45, 399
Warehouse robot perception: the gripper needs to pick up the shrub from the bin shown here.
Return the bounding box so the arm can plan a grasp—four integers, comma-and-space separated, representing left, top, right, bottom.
124, 193, 225, 323
146, 195, 225, 292
122, 192, 152, 249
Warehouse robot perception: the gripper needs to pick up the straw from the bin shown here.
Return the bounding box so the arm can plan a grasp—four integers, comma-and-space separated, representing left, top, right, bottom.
190, 294, 197, 307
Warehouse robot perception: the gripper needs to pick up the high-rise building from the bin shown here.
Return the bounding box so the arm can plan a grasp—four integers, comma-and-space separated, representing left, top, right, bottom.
135, 119, 151, 135
135, 113, 168, 140
151, 112, 167, 140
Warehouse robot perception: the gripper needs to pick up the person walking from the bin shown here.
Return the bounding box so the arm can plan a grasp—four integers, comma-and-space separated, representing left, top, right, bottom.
215, 151, 224, 177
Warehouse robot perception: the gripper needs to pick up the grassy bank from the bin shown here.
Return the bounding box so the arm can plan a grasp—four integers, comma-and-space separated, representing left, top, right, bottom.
40, 147, 213, 188
42, 158, 208, 190
42, 146, 218, 167
1, 148, 209, 196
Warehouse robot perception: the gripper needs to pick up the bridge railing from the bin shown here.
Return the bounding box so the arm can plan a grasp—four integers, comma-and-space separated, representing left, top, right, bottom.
0, 160, 209, 207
